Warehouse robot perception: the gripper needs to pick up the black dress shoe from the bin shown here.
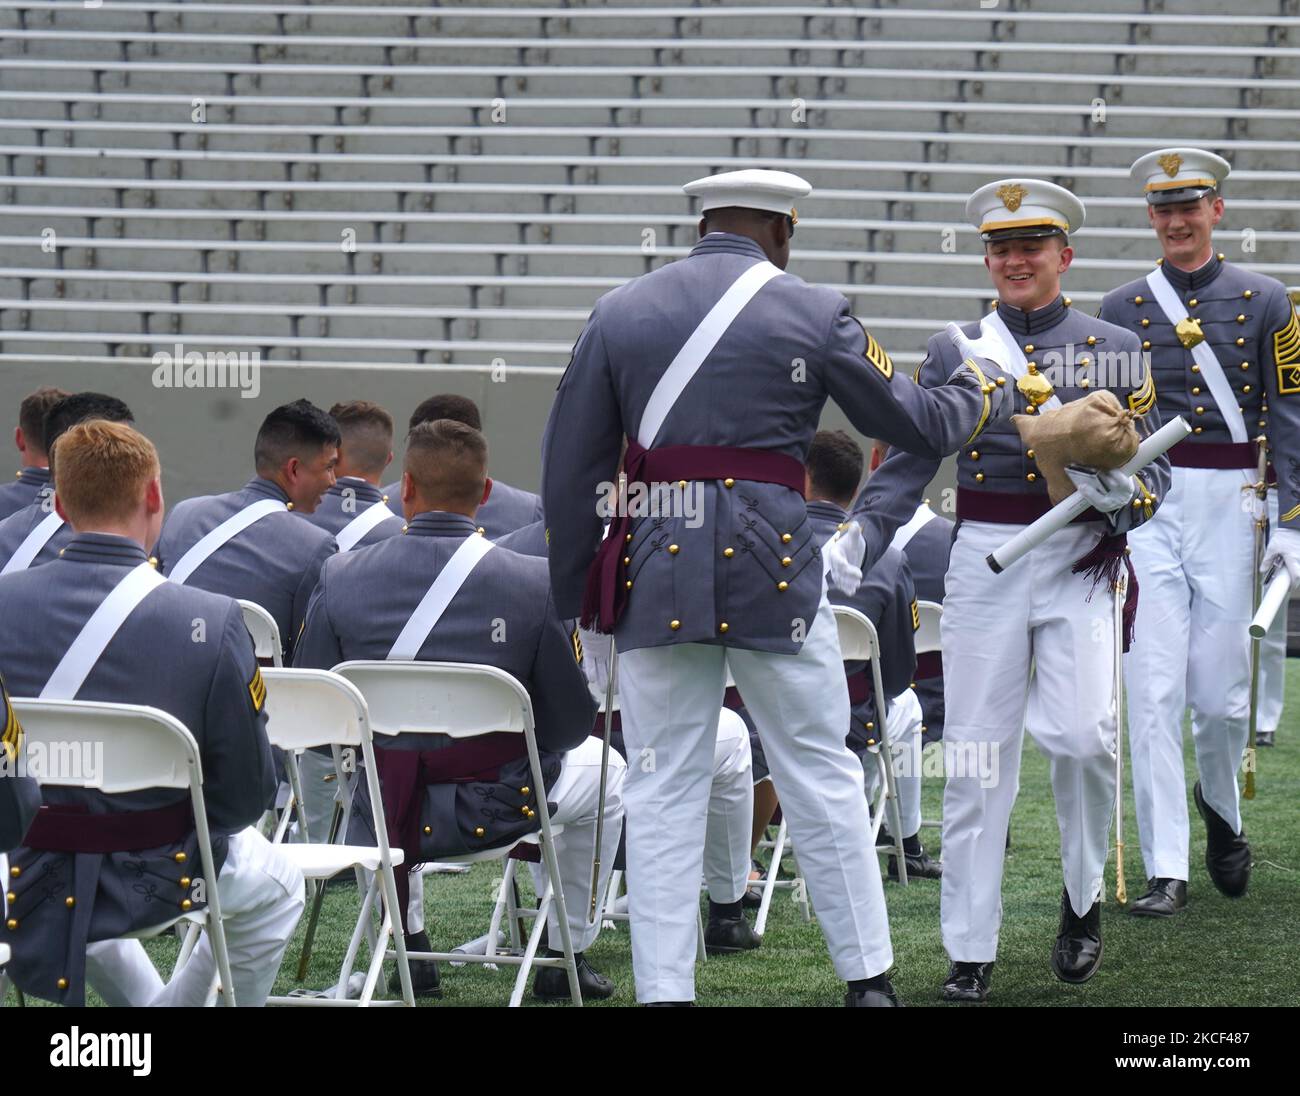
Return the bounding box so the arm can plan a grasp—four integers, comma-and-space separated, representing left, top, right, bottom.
1256, 730, 1275, 748
1128, 877, 1188, 918
888, 848, 942, 881
1051, 889, 1102, 984
390, 931, 441, 998
941, 961, 992, 1003
533, 952, 615, 1002
1194, 782, 1251, 898
845, 977, 902, 1007
704, 914, 762, 955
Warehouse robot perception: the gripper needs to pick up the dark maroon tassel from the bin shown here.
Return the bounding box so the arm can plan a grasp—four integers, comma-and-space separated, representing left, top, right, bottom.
1070, 532, 1140, 653
1122, 555, 1140, 653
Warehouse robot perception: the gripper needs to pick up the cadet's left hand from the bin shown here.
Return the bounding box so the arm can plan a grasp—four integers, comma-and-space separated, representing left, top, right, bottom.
1262, 528, 1300, 586
1065, 466, 1134, 514
825, 522, 866, 595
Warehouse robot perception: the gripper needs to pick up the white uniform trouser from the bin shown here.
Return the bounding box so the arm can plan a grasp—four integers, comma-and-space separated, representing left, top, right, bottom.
406, 738, 626, 956
705, 708, 754, 903
940, 521, 1117, 964
1260, 488, 1287, 736
864, 689, 924, 841
150, 827, 305, 1007
620, 591, 893, 1002
1126, 466, 1253, 880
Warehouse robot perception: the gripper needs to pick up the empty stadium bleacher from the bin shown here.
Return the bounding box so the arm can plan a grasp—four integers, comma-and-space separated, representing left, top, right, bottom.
1, 0, 1298, 485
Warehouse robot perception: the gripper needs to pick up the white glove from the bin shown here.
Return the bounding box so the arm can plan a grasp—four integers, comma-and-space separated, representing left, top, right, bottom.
1065, 466, 1134, 514
944, 324, 1012, 425
946, 322, 1011, 371
824, 521, 866, 595
1262, 528, 1300, 586
579, 626, 614, 699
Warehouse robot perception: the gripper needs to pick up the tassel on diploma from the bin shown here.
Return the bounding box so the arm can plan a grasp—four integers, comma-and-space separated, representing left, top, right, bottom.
986, 416, 1192, 574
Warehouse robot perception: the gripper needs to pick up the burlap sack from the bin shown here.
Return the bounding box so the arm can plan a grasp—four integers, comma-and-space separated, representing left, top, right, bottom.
1013, 390, 1140, 505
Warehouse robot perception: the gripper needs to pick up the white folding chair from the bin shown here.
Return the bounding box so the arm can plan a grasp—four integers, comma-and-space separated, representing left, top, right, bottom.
257, 668, 413, 1007
237, 600, 311, 845
9, 698, 237, 1006
334, 660, 583, 1007
914, 600, 944, 832
834, 606, 909, 886
237, 599, 283, 667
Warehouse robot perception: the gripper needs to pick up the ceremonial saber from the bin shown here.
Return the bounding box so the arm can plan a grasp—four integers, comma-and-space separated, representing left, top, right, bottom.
588, 636, 617, 923
1243, 439, 1270, 801
1113, 571, 1128, 906
1249, 569, 1292, 639
987, 416, 1192, 574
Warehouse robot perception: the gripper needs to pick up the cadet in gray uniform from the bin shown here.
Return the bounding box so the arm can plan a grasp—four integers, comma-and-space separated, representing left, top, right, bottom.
155, 399, 339, 661
0, 420, 303, 1006
0, 674, 40, 850
295, 420, 624, 1002
540, 168, 1011, 1006
305, 400, 405, 551
0, 392, 134, 576
1099, 149, 1300, 916
858, 180, 1169, 1002
382, 393, 543, 539
0, 386, 67, 521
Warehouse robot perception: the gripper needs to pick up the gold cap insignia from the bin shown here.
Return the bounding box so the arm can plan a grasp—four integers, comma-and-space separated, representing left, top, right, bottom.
997, 183, 1028, 213
1158, 153, 1184, 178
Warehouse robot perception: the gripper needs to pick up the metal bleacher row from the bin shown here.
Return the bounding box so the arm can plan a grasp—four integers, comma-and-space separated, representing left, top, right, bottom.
1, 0, 1299, 374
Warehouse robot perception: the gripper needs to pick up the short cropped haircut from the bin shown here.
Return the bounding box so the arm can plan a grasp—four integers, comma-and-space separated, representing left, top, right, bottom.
43, 392, 135, 475
408, 393, 482, 433
54, 420, 159, 527
404, 419, 488, 512
18, 386, 70, 456
253, 399, 341, 475
329, 400, 394, 477
806, 430, 864, 508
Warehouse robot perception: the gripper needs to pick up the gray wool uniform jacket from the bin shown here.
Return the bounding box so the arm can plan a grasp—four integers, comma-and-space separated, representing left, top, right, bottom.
293, 510, 595, 859
305, 477, 406, 548
857, 296, 1170, 552
0, 466, 52, 522
1100, 254, 1300, 526
0, 533, 275, 1004
540, 231, 1002, 656
155, 476, 337, 661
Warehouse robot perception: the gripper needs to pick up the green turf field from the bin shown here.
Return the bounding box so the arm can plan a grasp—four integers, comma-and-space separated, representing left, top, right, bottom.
8, 675, 1298, 1008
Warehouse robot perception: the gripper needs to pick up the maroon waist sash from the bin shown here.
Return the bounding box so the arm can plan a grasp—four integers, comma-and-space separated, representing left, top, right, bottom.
1170, 441, 1255, 470
846, 668, 873, 707
374, 732, 527, 930
23, 800, 192, 854
957, 490, 1139, 652
915, 651, 943, 681
580, 440, 806, 632
957, 487, 1102, 526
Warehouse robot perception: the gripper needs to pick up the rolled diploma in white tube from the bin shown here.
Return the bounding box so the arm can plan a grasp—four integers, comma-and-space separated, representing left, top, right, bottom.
1250, 570, 1293, 639
985, 415, 1192, 574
